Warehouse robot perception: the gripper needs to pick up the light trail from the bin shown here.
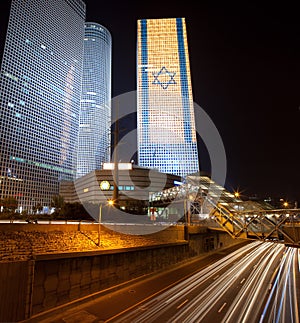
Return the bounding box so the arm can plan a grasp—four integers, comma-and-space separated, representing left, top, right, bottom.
221, 243, 284, 323
109, 241, 273, 323
109, 241, 262, 322
175, 243, 280, 323
259, 247, 299, 323
108, 242, 299, 323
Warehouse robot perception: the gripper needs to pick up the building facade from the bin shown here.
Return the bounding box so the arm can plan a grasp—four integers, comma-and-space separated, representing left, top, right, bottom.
76, 22, 112, 179
137, 18, 199, 179
0, 0, 86, 212
60, 163, 182, 219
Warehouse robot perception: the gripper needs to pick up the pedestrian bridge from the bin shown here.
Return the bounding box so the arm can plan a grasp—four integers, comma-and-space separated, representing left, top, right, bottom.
150, 174, 300, 248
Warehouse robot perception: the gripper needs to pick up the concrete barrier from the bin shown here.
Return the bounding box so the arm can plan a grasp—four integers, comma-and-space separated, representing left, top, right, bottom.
0, 260, 34, 322
31, 242, 189, 316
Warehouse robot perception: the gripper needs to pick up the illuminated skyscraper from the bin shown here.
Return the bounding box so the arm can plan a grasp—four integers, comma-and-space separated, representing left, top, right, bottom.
137, 18, 199, 178
76, 22, 112, 178
0, 0, 86, 211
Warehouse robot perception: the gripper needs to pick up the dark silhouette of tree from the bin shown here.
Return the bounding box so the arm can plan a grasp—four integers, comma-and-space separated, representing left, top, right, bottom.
0, 197, 18, 221
62, 202, 94, 221
32, 203, 43, 214
50, 195, 65, 216
1, 197, 18, 212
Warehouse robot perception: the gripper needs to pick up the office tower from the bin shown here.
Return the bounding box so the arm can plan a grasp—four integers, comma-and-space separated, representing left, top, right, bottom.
76, 22, 112, 178
0, 0, 86, 212
137, 18, 199, 179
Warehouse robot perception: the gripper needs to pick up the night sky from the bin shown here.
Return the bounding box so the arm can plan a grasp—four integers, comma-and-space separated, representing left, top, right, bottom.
0, 1, 299, 202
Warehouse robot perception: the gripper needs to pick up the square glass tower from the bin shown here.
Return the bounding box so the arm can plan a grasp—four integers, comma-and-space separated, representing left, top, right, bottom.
0, 0, 86, 212
137, 18, 199, 179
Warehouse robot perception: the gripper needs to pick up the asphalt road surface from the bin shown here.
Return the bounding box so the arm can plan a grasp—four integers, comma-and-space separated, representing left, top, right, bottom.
24, 240, 299, 323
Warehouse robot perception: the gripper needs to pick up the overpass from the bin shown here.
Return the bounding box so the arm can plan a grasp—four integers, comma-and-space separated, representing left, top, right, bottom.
150, 174, 300, 248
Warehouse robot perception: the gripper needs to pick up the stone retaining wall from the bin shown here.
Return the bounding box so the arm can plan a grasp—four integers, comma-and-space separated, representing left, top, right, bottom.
31, 243, 189, 315
0, 224, 185, 262
0, 224, 241, 322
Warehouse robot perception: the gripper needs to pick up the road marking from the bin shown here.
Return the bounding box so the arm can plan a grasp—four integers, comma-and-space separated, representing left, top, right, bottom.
139, 306, 148, 311
62, 310, 97, 323
218, 302, 227, 313
240, 278, 245, 284
177, 299, 189, 309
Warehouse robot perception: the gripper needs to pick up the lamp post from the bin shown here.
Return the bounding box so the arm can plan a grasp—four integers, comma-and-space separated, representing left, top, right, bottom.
98, 203, 102, 247
98, 200, 114, 247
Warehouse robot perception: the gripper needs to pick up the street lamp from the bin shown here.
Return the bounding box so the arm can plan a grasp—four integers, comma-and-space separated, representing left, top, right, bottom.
234, 192, 240, 198
98, 200, 114, 247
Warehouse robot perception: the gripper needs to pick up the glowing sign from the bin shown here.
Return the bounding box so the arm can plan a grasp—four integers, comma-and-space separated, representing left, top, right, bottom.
103, 163, 133, 170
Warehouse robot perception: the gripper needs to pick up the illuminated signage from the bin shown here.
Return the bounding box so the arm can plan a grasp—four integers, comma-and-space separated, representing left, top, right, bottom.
103, 163, 133, 170
100, 180, 110, 190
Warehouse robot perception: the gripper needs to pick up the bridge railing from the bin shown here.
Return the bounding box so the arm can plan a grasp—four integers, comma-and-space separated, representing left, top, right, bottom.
149, 177, 300, 247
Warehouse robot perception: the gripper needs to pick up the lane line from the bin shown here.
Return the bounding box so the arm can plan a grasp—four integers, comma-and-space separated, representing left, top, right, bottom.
177, 299, 189, 309
218, 302, 227, 313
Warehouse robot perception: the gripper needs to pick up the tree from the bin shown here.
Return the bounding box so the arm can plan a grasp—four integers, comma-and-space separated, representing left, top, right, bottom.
32, 203, 43, 214
51, 195, 64, 210
0, 197, 18, 222
51, 195, 65, 217
62, 202, 94, 221
1, 197, 18, 212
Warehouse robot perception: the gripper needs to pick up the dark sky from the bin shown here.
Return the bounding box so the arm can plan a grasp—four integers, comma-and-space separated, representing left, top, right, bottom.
0, 1, 299, 202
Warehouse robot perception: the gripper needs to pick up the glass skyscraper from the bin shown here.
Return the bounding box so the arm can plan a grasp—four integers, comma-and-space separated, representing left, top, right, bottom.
76, 22, 112, 178
0, 0, 86, 211
137, 18, 199, 179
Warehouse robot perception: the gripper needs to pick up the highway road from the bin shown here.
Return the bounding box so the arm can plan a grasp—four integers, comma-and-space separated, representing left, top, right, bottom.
109, 242, 299, 323
26, 241, 299, 323
259, 247, 300, 323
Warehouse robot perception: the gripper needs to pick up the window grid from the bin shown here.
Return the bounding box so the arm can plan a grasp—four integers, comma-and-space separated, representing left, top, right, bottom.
137, 18, 199, 179
76, 22, 112, 179
0, 0, 86, 211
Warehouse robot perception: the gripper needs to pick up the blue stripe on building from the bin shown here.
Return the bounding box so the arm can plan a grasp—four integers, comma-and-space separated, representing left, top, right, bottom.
176, 18, 192, 143
140, 19, 149, 143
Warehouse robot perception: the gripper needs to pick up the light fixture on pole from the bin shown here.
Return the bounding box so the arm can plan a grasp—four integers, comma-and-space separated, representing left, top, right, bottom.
98, 200, 114, 247
98, 203, 102, 247
234, 191, 240, 198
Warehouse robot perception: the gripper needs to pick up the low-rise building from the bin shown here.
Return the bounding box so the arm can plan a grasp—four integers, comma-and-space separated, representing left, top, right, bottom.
60, 163, 181, 218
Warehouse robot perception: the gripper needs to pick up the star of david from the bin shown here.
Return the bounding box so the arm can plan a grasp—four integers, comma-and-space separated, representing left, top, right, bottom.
152, 66, 176, 90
